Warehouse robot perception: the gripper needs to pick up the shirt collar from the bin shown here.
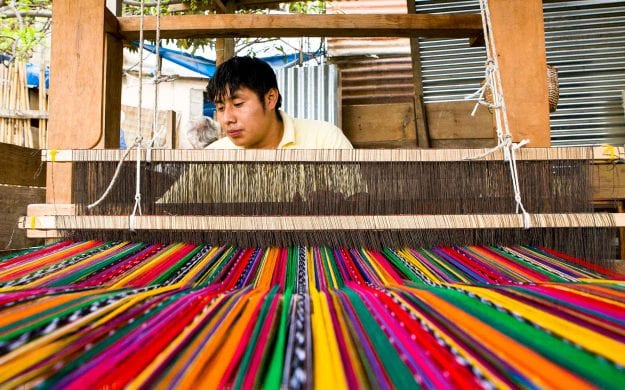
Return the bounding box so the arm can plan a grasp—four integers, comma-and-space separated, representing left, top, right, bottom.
278, 110, 296, 149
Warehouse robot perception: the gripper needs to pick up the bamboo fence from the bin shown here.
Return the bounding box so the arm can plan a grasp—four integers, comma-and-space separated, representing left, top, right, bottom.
0, 61, 48, 148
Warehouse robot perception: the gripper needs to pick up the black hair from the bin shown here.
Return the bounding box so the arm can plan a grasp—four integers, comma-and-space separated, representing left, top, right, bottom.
206, 56, 282, 114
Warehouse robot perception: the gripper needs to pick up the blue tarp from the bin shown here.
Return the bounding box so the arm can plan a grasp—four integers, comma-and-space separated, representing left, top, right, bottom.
135, 42, 323, 77
133, 43, 324, 117
20, 43, 320, 92
26, 63, 49, 89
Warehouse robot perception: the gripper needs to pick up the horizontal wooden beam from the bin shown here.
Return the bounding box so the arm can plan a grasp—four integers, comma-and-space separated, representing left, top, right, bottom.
0, 109, 48, 120
18, 213, 625, 233
41, 146, 616, 163
117, 13, 483, 40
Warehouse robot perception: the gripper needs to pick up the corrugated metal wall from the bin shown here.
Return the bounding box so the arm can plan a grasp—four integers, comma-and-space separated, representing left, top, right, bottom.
415, 1, 485, 103
415, 0, 625, 146
327, 0, 410, 57
544, 0, 625, 146
275, 64, 340, 126
327, 0, 414, 105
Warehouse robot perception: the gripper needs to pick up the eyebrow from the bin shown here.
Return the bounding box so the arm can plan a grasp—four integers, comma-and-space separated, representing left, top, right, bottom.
214, 89, 242, 104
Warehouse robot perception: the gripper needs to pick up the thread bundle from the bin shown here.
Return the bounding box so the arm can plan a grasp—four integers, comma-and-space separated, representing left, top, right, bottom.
0, 241, 624, 388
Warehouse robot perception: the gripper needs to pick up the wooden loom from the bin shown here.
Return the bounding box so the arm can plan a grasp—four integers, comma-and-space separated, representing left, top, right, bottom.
20, 146, 625, 261
4, 2, 625, 387
18, 0, 623, 261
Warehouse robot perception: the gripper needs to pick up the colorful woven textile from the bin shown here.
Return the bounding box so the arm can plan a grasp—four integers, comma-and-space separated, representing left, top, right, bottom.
1, 241, 624, 388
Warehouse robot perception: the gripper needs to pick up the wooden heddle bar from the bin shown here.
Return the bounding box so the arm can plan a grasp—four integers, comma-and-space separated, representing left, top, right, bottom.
19, 213, 625, 233
41, 146, 624, 163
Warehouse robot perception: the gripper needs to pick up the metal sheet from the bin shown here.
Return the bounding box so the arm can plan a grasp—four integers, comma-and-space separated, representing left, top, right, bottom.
415, 0, 625, 146
275, 64, 340, 126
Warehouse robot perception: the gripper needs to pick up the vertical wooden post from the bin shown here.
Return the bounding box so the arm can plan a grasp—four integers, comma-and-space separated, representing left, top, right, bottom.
406, 0, 430, 148
215, 1, 236, 65
47, 0, 122, 203
488, 0, 551, 146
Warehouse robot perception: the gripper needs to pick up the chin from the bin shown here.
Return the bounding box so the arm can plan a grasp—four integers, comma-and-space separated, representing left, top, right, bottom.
230, 139, 250, 148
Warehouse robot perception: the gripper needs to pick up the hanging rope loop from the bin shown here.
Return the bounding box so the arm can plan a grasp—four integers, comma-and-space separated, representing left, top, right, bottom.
463, 0, 532, 228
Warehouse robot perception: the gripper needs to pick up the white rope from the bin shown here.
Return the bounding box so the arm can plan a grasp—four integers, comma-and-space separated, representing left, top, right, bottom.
86, 144, 136, 210
464, 0, 531, 228
129, 0, 147, 230
146, 0, 163, 163
87, 1, 148, 215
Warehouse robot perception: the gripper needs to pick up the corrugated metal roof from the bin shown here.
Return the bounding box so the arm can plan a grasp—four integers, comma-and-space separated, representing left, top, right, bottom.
327, 0, 413, 104
415, 0, 625, 146
329, 0, 625, 146
414, 0, 486, 103
333, 56, 415, 105
327, 0, 411, 58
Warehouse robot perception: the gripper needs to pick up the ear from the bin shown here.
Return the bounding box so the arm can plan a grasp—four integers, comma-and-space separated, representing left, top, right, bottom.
265, 88, 279, 110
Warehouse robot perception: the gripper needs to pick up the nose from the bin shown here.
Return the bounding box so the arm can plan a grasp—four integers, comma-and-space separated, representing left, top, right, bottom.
221, 104, 236, 124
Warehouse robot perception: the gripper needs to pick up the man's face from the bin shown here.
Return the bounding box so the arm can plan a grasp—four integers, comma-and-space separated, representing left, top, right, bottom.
214, 86, 279, 149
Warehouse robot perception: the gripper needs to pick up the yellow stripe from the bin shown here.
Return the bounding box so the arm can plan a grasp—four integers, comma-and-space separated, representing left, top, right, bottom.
174, 245, 222, 288
24, 242, 129, 288
311, 290, 348, 389
109, 243, 185, 288
128, 293, 229, 389
458, 285, 625, 365
391, 288, 510, 389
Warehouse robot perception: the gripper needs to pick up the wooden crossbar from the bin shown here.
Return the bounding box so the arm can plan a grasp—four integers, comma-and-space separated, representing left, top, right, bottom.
19, 213, 625, 236
117, 13, 483, 40
41, 146, 623, 163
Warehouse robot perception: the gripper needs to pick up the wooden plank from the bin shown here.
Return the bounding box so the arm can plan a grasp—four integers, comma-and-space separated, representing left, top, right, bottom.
27, 203, 76, 216
426, 101, 493, 140
104, 5, 120, 35
215, 0, 236, 66
48, 0, 109, 203
592, 163, 625, 200
117, 13, 483, 40
614, 260, 625, 273
25, 229, 61, 239
430, 139, 496, 149
0, 143, 46, 187
103, 31, 124, 148
18, 213, 625, 231
488, 0, 550, 146
406, 0, 430, 148
0, 185, 45, 249
342, 103, 416, 147
40, 147, 605, 163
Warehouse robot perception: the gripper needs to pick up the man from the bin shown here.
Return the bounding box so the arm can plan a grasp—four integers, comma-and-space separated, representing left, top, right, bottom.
159, 57, 363, 206
206, 56, 352, 149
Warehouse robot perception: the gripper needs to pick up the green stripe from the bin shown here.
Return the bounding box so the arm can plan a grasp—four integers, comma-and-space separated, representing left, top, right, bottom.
151, 244, 205, 286
343, 288, 419, 389
234, 285, 280, 388
49, 243, 146, 287
432, 286, 625, 389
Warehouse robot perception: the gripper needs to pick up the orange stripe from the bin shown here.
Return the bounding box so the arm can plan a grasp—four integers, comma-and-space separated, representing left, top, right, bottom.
408, 288, 594, 389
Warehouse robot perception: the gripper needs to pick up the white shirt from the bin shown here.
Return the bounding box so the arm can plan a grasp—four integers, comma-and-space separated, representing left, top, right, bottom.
207, 110, 352, 149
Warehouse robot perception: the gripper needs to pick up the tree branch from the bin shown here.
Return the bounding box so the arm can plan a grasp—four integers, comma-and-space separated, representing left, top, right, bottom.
0, 10, 52, 18
123, 0, 186, 6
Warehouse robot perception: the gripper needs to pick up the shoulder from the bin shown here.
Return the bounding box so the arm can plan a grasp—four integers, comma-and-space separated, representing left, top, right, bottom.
291, 116, 353, 149
205, 136, 238, 149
